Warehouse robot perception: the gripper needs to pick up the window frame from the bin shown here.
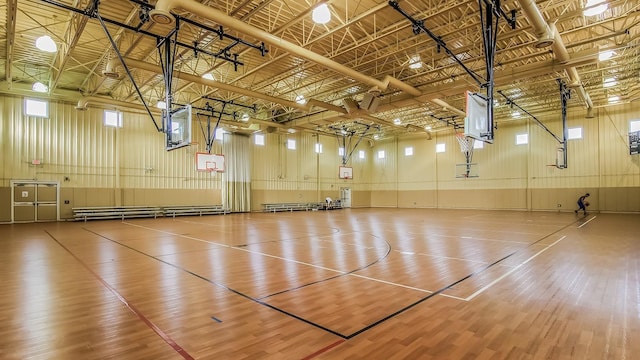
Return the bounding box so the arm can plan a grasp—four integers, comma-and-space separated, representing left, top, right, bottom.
24, 98, 49, 118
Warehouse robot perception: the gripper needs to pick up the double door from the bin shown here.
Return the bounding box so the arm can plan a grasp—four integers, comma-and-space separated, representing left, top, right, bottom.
11, 181, 59, 223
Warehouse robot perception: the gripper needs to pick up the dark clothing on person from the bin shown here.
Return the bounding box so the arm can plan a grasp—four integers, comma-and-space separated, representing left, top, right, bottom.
575, 193, 590, 215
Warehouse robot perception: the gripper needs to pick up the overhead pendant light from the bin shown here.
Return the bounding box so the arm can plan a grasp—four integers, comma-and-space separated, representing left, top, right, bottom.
603, 77, 617, 88
312, 4, 331, 24
409, 55, 422, 69
598, 50, 614, 61
583, 0, 608, 17
295, 95, 306, 104
202, 73, 214, 80
35, 35, 57, 53
32, 82, 48, 93
156, 100, 167, 109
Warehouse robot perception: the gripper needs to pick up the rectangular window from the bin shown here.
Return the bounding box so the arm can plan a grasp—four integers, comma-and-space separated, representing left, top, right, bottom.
405, 147, 413, 156
338, 147, 345, 156
567, 127, 582, 140
473, 140, 484, 149
378, 150, 385, 159
358, 150, 365, 159
25, 98, 48, 117
436, 143, 446, 153
287, 139, 296, 150
104, 110, 123, 127
315, 143, 323, 153
255, 133, 265, 145
516, 133, 528, 145
215, 128, 225, 140
630, 120, 640, 132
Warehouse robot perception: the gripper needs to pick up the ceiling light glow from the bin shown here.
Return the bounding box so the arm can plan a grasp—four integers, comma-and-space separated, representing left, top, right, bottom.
312, 4, 331, 24
598, 50, 614, 61
32, 82, 48, 93
603, 77, 617, 87
409, 55, 422, 69
35, 35, 57, 52
584, 0, 608, 16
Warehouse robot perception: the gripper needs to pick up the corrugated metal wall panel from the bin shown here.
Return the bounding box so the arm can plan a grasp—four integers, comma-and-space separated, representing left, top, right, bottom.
598, 103, 640, 187
0, 95, 220, 190
1, 93, 639, 211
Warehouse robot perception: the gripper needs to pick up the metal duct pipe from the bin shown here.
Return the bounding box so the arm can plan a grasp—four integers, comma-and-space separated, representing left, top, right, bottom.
75, 98, 89, 110
431, 98, 466, 117
149, 0, 422, 97
103, 58, 121, 79
123, 58, 345, 114
75, 96, 163, 113
517, 0, 555, 48
517, 0, 593, 110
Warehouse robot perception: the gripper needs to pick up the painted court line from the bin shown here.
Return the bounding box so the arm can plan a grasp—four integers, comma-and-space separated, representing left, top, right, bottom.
394, 249, 491, 265
45, 230, 194, 360
121, 221, 434, 294
405, 231, 531, 245
464, 235, 567, 301
302, 339, 345, 360
578, 215, 597, 228
124, 221, 231, 247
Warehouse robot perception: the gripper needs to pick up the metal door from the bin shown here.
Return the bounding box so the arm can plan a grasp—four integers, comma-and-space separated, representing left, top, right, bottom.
340, 187, 351, 208
11, 181, 59, 223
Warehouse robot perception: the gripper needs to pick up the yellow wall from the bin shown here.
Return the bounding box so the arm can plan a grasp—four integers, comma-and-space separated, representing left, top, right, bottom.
1, 94, 639, 221
0, 95, 222, 220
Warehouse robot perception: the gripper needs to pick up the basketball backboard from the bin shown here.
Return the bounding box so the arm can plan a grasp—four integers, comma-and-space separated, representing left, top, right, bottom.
339, 166, 353, 179
464, 91, 493, 144
629, 130, 640, 155
166, 104, 192, 151
196, 152, 225, 172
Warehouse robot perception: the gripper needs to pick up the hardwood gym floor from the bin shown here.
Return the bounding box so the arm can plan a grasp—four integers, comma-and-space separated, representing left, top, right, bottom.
1, 209, 638, 359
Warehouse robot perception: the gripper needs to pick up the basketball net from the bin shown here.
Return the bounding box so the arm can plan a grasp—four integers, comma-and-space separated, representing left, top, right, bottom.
455, 133, 474, 164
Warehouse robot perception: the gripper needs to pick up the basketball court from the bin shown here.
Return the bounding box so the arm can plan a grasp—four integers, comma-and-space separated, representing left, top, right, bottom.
2, 209, 638, 359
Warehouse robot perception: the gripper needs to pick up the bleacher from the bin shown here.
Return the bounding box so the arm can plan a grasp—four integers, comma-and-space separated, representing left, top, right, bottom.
72, 204, 228, 222
163, 205, 228, 218
73, 206, 163, 222
262, 202, 315, 212
262, 200, 342, 212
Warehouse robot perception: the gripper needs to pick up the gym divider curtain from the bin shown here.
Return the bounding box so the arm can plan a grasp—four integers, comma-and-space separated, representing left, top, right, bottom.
222, 133, 251, 212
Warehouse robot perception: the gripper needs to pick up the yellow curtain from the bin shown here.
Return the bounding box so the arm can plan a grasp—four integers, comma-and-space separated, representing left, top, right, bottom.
222, 133, 251, 212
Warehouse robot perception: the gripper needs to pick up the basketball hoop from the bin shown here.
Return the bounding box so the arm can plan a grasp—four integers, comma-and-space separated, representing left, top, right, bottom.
456, 133, 474, 163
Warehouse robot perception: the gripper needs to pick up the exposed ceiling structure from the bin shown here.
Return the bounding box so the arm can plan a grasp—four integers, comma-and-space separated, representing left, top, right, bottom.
2, 0, 639, 139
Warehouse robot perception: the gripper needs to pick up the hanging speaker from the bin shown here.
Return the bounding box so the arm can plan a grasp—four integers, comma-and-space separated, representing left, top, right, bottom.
361, 93, 380, 113
343, 98, 359, 114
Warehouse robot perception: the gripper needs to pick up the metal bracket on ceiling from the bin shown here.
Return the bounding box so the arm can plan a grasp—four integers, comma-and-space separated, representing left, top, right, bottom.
201, 96, 257, 113
496, 90, 562, 144
390, 0, 517, 144
557, 78, 571, 168
196, 102, 225, 154
330, 122, 372, 165
429, 114, 462, 130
